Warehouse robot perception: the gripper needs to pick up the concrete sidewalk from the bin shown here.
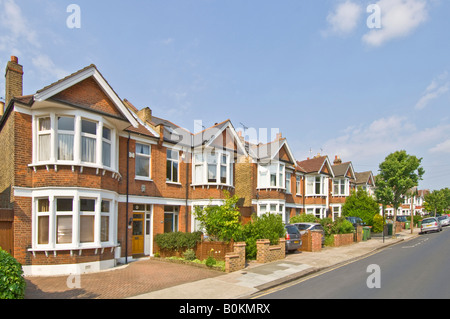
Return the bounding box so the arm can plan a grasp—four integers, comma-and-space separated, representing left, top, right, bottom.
129, 228, 419, 299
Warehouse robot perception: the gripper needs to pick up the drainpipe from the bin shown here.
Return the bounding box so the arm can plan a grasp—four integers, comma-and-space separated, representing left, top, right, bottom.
185, 149, 189, 233
125, 133, 130, 264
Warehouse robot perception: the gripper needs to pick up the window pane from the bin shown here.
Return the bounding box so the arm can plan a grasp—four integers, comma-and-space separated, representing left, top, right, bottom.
57, 216, 72, 244
102, 141, 111, 167
82, 136, 96, 163
81, 120, 96, 135
39, 134, 51, 161
172, 161, 178, 182
101, 200, 110, 213
38, 216, 49, 245
38, 198, 49, 212
136, 156, 150, 177
80, 198, 95, 212
58, 117, 74, 131
220, 165, 227, 184
39, 117, 51, 131
80, 216, 95, 243
56, 198, 73, 212
101, 216, 109, 242
136, 143, 150, 155
195, 164, 203, 184
208, 164, 216, 182
102, 127, 111, 140
58, 134, 74, 161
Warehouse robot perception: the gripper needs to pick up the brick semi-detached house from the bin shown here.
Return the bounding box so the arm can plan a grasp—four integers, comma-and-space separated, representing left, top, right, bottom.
0, 56, 390, 276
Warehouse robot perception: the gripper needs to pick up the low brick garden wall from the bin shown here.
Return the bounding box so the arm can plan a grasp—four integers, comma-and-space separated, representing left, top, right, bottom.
225, 242, 246, 273
300, 230, 322, 252
256, 238, 286, 264
333, 233, 354, 247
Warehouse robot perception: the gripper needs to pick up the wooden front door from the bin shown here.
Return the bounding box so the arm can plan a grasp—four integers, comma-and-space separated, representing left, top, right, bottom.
132, 212, 144, 255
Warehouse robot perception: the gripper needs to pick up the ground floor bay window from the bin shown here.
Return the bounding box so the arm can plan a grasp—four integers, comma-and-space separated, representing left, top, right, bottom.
32, 189, 117, 252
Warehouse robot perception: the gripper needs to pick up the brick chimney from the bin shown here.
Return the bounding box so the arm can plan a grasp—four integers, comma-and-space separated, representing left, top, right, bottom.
5, 56, 23, 106
334, 155, 342, 164
137, 107, 152, 123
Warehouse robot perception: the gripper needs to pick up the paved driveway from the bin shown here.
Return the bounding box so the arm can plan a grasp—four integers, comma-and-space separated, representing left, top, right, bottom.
24, 258, 223, 299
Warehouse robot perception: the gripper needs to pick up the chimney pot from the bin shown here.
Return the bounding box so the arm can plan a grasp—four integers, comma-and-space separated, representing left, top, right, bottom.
11, 56, 18, 63
0, 101, 4, 117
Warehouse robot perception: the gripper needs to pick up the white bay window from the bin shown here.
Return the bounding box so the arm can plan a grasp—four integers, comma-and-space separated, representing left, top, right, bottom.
305, 175, 328, 196
33, 111, 117, 171
32, 190, 116, 251
333, 178, 349, 196
192, 150, 232, 186
258, 162, 285, 189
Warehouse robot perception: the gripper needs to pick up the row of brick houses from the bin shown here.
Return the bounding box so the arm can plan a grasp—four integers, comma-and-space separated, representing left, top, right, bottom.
0, 57, 421, 276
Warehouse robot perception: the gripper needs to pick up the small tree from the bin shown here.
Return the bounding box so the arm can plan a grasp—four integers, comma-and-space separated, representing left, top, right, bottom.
193, 191, 242, 242
376, 150, 424, 237
342, 187, 380, 226
424, 190, 446, 216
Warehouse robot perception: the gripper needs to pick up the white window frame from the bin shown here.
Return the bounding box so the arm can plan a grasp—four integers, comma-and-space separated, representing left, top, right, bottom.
37, 116, 52, 162
285, 172, 292, 193
31, 110, 118, 172
257, 162, 285, 189
257, 201, 286, 223
135, 142, 152, 180
166, 149, 180, 183
192, 150, 232, 186
333, 178, 349, 196
296, 175, 301, 195
31, 189, 117, 251
305, 175, 327, 196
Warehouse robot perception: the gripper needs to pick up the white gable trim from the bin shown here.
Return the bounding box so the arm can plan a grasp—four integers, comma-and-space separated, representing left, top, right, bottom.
34, 66, 139, 128
203, 121, 248, 156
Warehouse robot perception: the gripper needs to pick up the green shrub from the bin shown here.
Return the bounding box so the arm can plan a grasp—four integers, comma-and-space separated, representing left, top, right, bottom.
372, 214, 384, 233
182, 249, 197, 261
0, 248, 26, 299
241, 213, 286, 260
154, 231, 202, 252
290, 214, 320, 224
205, 256, 217, 267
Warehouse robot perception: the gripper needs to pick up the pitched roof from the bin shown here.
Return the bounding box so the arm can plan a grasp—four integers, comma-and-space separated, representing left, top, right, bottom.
332, 161, 355, 179
297, 155, 334, 176
354, 171, 374, 185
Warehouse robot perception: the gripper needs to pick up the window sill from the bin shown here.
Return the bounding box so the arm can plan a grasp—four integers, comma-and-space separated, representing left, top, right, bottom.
257, 187, 286, 191
28, 243, 118, 257
29, 163, 121, 180
135, 176, 153, 182
166, 181, 182, 186
191, 183, 234, 189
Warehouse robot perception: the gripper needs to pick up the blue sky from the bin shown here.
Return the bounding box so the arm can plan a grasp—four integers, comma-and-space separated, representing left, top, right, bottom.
0, 0, 449, 190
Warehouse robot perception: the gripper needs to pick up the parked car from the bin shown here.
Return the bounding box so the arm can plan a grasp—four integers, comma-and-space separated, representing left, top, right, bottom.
420, 217, 442, 234
285, 224, 302, 252
345, 217, 365, 228
293, 222, 325, 245
437, 215, 450, 227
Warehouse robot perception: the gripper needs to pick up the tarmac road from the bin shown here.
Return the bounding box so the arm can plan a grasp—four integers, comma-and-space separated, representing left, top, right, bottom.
255, 227, 450, 299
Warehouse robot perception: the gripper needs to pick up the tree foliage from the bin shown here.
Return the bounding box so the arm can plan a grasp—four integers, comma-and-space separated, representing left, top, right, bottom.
342, 187, 380, 226
193, 191, 242, 242
375, 150, 424, 234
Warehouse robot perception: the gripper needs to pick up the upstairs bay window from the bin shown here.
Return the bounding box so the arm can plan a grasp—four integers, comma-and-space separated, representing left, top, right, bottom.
305, 175, 327, 196
257, 162, 285, 189
33, 112, 117, 171
192, 151, 232, 186
333, 178, 349, 196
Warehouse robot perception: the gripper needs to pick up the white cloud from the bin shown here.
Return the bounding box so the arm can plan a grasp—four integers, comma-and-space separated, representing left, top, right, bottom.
429, 139, 450, 153
362, 0, 429, 47
0, 0, 67, 84
324, 1, 363, 36
415, 72, 450, 110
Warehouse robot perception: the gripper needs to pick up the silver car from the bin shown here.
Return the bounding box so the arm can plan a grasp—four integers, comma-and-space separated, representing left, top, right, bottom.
420, 217, 442, 234
437, 215, 450, 227
293, 222, 325, 245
